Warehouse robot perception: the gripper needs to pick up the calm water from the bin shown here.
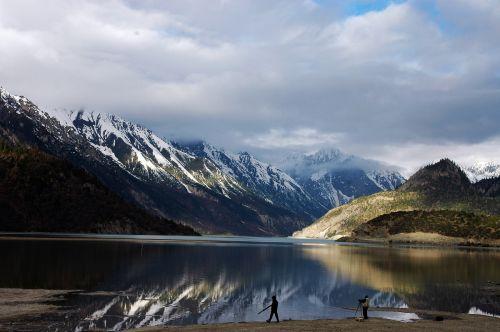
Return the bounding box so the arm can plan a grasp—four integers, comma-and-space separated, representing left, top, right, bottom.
1, 235, 499, 330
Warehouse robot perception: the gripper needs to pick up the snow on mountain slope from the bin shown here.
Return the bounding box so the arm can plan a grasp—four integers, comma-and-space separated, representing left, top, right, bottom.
178, 141, 303, 194
278, 148, 406, 210
0, 86, 408, 235
366, 169, 405, 190
175, 141, 322, 218
0, 86, 316, 235
46, 110, 198, 182
463, 162, 500, 183
46, 109, 312, 211
46, 109, 262, 198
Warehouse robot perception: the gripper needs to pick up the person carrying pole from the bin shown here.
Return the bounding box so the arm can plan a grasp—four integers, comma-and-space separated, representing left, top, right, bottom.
258, 295, 279, 323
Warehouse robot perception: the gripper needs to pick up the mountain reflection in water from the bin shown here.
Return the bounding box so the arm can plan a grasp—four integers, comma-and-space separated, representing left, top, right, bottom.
1, 238, 498, 331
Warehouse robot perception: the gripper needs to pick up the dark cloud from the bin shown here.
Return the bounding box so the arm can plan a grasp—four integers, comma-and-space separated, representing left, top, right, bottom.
0, 0, 499, 172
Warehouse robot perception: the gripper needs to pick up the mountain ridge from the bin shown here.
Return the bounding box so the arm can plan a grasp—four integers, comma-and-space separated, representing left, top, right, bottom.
400, 158, 473, 197
464, 161, 500, 183
278, 148, 406, 210
0, 86, 411, 235
293, 158, 500, 241
13, 86, 496, 238
0, 88, 311, 235
173, 140, 324, 218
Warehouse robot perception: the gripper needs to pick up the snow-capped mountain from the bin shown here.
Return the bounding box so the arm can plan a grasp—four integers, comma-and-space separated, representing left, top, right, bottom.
175, 141, 324, 218
0, 86, 405, 235
463, 162, 500, 183
278, 148, 405, 209
0, 87, 314, 235
47, 109, 323, 219
48, 109, 235, 194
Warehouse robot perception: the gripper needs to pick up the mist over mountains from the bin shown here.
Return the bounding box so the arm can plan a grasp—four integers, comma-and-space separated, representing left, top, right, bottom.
277, 148, 405, 209
0, 86, 409, 235
1, 86, 498, 236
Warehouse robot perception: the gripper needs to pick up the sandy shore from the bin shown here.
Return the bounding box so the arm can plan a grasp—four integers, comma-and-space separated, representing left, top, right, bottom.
0, 288, 69, 319
129, 314, 500, 332
0, 288, 79, 331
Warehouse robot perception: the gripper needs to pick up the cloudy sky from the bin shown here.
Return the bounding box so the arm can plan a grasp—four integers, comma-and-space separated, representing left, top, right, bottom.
1, 0, 499, 174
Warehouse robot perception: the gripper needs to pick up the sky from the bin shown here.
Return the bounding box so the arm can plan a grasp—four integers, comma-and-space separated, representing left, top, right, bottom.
0, 0, 499, 175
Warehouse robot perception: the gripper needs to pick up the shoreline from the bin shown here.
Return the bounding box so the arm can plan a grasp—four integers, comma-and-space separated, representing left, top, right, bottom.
126, 315, 500, 332
335, 232, 500, 248
1, 232, 499, 250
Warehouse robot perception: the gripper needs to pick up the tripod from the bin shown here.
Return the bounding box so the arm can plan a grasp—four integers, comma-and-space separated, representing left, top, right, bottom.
354, 301, 362, 319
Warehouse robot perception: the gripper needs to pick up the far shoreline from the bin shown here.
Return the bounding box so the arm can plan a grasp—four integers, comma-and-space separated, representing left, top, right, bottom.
0, 231, 499, 250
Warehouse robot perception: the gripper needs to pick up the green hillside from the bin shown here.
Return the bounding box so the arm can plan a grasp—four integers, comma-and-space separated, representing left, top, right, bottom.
293, 159, 500, 240
353, 210, 500, 240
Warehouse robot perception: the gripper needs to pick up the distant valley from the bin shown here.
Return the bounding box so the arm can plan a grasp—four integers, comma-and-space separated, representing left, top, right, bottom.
2, 86, 499, 239
0, 87, 404, 236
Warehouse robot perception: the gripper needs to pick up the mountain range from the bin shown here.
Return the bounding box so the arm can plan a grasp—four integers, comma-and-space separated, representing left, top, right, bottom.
0, 86, 404, 235
294, 159, 500, 245
464, 162, 500, 183
278, 149, 405, 209
3, 86, 498, 238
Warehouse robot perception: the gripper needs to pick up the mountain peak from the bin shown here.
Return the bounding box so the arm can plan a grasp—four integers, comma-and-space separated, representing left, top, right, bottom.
427, 158, 459, 169
304, 148, 350, 164
0, 86, 12, 97
400, 158, 471, 195
238, 151, 252, 161
0, 87, 28, 105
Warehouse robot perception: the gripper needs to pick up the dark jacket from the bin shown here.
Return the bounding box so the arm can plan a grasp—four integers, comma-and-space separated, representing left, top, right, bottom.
271, 298, 278, 312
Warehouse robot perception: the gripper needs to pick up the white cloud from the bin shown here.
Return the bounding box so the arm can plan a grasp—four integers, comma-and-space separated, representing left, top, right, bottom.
320, 3, 432, 58
0, 0, 499, 174
244, 128, 342, 149
359, 136, 500, 177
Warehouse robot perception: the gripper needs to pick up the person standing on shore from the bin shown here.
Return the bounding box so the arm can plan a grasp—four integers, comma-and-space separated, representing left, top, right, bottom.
265, 295, 279, 323
359, 295, 369, 319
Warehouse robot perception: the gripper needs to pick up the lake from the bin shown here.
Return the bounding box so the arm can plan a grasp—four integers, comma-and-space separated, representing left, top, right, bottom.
1, 235, 499, 331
